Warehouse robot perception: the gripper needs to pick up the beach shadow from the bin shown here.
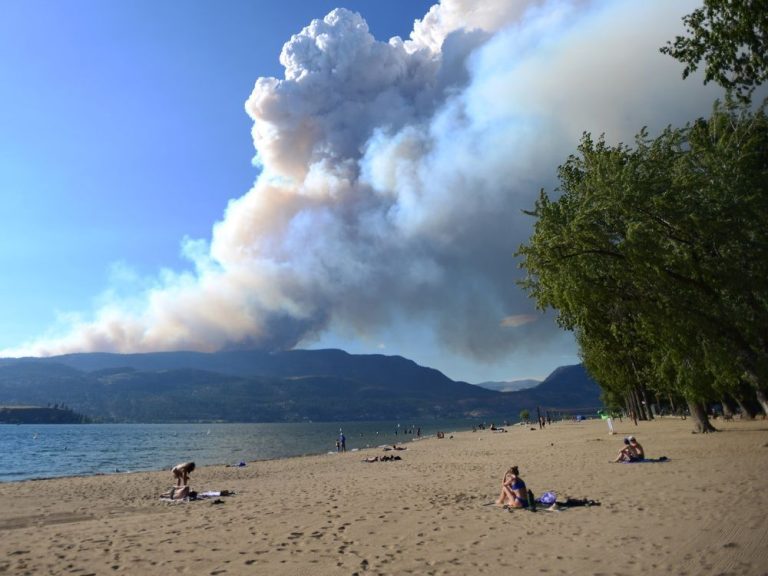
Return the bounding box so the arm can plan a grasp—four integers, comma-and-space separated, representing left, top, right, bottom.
715, 426, 768, 433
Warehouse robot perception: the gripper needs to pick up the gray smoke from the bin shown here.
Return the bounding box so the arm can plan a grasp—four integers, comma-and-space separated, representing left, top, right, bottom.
5, 0, 720, 362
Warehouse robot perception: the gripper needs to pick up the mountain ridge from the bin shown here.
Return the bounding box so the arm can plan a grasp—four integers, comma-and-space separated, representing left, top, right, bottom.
0, 349, 602, 422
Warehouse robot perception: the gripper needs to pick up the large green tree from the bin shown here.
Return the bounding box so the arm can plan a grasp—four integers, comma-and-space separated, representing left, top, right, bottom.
517, 103, 768, 433
660, 0, 768, 104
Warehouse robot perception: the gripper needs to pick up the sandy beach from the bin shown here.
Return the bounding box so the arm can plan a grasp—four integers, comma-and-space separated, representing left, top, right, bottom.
1, 417, 766, 575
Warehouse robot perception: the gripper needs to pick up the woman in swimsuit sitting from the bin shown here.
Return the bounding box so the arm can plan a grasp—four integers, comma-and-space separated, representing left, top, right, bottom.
496, 465, 529, 508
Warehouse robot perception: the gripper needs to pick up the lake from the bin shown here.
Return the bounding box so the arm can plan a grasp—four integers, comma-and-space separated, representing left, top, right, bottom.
0, 420, 476, 482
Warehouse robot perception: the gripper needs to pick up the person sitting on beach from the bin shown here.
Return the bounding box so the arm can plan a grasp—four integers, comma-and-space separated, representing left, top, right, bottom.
614, 437, 643, 462
496, 468, 515, 505
171, 461, 195, 486
496, 465, 529, 508
627, 436, 644, 459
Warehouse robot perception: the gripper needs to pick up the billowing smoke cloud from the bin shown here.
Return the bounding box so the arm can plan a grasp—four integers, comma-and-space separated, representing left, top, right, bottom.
6, 0, 720, 361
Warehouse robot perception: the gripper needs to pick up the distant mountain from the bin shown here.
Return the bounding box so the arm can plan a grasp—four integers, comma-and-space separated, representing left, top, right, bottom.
475, 378, 540, 392
0, 350, 603, 422
515, 364, 604, 412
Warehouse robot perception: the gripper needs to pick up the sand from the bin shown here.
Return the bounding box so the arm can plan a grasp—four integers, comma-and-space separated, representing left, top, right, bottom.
1, 416, 767, 576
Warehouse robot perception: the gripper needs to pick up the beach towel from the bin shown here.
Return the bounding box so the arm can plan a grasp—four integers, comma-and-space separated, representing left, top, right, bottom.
558, 497, 601, 507
198, 490, 233, 498
491, 493, 601, 512
621, 456, 669, 464
529, 497, 601, 512
159, 489, 233, 503
484, 491, 601, 512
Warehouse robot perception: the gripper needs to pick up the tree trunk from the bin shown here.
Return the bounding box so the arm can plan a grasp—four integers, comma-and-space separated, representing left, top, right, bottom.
755, 389, 768, 418
624, 392, 636, 424
740, 367, 767, 416
687, 399, 717, 433
639, 384, 654, 420
630, 387, 645, 422
626, 390, 639, 426
667, 393, 677, 416
721, 396, 736, 419
733, 394, 757, 420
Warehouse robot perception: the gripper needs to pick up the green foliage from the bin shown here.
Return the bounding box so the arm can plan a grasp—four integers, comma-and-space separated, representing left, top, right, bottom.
0, 405, 91, 424
519, 409, 530, 422
660, 0, 768, 104
517, 102, 768, 407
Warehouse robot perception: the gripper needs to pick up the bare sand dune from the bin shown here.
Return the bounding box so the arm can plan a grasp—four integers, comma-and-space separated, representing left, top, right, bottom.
1, 417, 766, 575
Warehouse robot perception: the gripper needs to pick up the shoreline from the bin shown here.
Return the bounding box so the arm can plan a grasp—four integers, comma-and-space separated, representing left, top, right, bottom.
1, 417, 766, 575
0, 419, 475, 484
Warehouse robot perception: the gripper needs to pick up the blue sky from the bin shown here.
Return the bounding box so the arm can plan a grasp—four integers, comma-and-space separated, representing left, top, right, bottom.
0, 1, 716, 383
0, 0, 432, 342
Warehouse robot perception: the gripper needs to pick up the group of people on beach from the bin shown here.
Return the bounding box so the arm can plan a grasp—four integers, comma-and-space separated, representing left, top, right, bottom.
613, 435, 644, 462
496, 435, 647, 510
165, 432, 645, 505
160, 461, 196, 500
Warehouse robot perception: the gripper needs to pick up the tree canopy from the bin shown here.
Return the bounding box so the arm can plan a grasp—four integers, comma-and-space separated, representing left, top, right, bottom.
517, 102, 768, 432
660, 0, 768, 104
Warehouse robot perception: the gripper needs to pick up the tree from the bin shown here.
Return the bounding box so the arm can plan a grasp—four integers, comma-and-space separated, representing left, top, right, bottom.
660, 0, 768, 104
519, 409, 530, 423
517, 103, 768, 433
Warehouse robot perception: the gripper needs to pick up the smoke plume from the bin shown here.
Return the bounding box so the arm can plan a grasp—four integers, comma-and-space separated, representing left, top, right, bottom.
6, 0, 719, 363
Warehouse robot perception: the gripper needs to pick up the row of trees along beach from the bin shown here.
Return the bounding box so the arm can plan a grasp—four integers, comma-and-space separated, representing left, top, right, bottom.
517, 1, 768, 433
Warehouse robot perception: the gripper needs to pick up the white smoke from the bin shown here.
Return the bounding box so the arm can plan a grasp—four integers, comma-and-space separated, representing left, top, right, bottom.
5, 0, 720, 361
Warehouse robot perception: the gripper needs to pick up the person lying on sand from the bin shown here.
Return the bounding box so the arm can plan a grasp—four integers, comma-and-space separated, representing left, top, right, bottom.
159, 488, 232, 501
362, 455, 402, 462
496, 465, 529, 508
160, 485, 192, 500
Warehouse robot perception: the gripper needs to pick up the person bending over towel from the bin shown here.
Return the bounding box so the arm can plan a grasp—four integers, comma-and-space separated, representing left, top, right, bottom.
172, 461, 195, 486
496, 465, 529, 508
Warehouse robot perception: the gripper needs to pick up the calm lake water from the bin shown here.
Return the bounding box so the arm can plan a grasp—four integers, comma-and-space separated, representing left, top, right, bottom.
0, 420, 475, 483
